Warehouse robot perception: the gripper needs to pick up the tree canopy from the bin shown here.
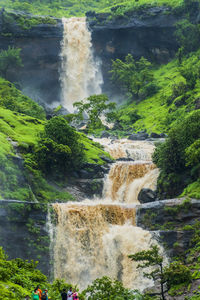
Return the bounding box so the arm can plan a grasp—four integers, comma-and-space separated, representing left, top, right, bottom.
110, 54, 157, 100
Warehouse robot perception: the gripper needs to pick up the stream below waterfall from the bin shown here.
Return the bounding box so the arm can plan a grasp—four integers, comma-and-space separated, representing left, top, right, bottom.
50, 138, 162, 291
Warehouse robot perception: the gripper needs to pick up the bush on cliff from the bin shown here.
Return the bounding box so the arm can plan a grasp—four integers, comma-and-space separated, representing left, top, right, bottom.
153, 110, 200, 198
35, 116, 85, 177
0, 247, 47, 299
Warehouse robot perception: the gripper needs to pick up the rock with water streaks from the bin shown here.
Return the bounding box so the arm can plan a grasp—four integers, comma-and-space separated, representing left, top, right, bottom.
138, 188, 157, 203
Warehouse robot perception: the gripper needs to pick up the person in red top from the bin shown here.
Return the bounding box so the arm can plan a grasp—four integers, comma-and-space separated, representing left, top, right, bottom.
36, 285, 42, 300
72, 289, 79, 300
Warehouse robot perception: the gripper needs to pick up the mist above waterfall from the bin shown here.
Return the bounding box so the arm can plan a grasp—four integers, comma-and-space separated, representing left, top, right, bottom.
60, 17, 103, 112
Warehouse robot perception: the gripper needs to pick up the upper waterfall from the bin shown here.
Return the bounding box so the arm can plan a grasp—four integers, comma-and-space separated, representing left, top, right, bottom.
60, 17, 103, 112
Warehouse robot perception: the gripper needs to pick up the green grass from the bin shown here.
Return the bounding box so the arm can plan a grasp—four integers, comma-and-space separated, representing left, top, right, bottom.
181, 180, 200, 199
115, 53, 200, 134
79, 132, 113, 164
0, 0, 185, 18
0, 78, 46, 120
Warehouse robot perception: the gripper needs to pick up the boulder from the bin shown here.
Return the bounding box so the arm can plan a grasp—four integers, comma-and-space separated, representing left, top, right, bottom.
138, 188, 157, 203
150, 132, 162, 138
128, 132, 149, 140
101, 131, 110, 138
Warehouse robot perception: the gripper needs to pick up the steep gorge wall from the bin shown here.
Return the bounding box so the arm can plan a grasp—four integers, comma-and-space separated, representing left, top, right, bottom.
0, 10, 63, 106
0, 200, 50, 275
87, 6, 181, 95
0, 8, 184, 106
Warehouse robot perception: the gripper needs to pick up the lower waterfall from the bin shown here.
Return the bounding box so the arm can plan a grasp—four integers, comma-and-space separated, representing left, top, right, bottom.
50, 139, 161, 291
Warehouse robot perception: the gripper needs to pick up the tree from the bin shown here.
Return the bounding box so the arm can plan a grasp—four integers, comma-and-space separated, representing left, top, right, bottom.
110, 54, 156, 99
35, 116, 85, 176
129, 245, 166, 300
175, 20, 200, 55
153, 110, 200, 198
73, 94, 116, 130
0, 47, 23, 79
83, 276, 141, 300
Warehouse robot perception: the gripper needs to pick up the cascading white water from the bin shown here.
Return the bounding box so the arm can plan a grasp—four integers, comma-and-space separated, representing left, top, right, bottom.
60, 17, 103, 112
51, 139, 161, 291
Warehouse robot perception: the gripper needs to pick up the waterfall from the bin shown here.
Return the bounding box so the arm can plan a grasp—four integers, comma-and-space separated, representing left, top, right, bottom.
60, 17, 103, 112
52, 202, 156, 291
50, 139, 161, 291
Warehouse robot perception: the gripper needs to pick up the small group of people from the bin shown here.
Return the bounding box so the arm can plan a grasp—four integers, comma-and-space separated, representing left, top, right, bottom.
26, 285, 78, 300
31, 285, 49, 300
61, 287, 79, 300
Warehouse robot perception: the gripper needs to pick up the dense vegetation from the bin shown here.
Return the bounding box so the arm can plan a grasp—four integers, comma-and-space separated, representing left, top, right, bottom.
0, 77, 111, 202
0, 0, 185, 18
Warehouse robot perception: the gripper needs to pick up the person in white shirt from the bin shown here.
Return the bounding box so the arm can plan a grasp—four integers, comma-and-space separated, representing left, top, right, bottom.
67, 287, 73, 300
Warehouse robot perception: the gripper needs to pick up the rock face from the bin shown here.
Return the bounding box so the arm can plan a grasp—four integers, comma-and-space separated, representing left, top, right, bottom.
138, 188, 157, 203
0, 200, 50, 275
136, 198, 200, 258
0, 10, 63, 106
87, 6, 182, 96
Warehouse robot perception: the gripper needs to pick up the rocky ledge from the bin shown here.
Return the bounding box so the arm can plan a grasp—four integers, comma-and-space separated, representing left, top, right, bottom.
136, 198, 200, 258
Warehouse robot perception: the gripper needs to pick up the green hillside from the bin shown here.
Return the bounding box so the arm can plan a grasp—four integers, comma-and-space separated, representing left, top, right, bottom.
0, 79, 111, 202
0, 0, 185, 18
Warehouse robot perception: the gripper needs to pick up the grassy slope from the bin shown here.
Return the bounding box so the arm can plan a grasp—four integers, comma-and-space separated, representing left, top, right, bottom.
0, 0, 184, 18
117, 55, 200, 134
115, 52, 200, 198
0, 79, 111, 201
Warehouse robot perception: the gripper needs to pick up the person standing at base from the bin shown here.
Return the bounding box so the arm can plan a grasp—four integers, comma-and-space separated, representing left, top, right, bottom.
67, 287, 73, 300
61, 288, 68, 300
36, 285, 42, 300
32, 288, 39, 300
73, 289, 79, 300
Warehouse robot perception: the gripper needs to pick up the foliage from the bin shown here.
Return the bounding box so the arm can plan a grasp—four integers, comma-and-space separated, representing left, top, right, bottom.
0, 247, 47, 300
0, 46, 23, 79
110, 54, 156, 100
129, 245, 166, 300
0, 78, 45, 119
175, 20, 200, 56
83, 276, 140, 300
35, 116, 85, 177
0, 0, 184, 18
153, 110, 200, 198
164, 262, 192, 288
73, 94, 116, 130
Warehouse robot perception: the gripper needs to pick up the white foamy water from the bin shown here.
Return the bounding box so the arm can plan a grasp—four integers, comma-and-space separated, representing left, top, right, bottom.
51, 139, 162, 291
60, 17, 103, 112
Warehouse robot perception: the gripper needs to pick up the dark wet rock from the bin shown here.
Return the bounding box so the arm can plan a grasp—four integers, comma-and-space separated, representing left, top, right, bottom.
99, 155, 114, 164
76, 178, 104, 197
150, 132, 163, 138
137, 199, 200, 230
136, 199, 200, 258
87, 6, 183, 98
116, 157, 134, 162
138, 188, 157, 203
101, 131, 110, 138
128, 132, 149, 140
0, 200, 50, 276
0, 10, 62, 106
